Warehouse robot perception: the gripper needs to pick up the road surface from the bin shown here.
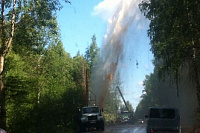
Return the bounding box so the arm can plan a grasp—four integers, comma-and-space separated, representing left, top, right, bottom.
81, 123, 191, 133
82, 123, 146, 133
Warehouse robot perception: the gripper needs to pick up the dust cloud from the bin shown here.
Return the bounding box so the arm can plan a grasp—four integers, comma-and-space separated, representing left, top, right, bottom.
90, 0, 147, 108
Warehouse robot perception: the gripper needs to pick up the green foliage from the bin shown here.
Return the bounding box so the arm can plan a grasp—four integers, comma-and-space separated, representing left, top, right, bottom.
139, 0, 200, 119
103, 89, 118, 123
1, 0, 124, 132
5, 42, 87, 132
40, 42, 75, 98
2, 1, 85, 132
4, 52, 38, 132
139, 0, 200, 78
84, 35, 100, 76
73, 55, 87, 89
4, 52, 26, 77
134, 65, 181, 120
134, 73, 159, 120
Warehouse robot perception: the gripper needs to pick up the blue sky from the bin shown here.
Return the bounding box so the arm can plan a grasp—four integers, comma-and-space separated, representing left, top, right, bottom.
57, 0, 154, 110
57, 0, 106, 56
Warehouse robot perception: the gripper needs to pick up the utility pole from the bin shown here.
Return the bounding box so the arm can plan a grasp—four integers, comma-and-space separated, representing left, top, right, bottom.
86, 69, 89, 106
89, 90, 96, 106
83, 62, 89, 106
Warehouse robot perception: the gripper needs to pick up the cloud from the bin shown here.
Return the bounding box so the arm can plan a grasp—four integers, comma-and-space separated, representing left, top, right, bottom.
92, 0, 121, 21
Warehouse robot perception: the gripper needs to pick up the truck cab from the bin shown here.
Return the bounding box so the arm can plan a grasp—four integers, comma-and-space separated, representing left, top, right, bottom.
79, 106, 105, 132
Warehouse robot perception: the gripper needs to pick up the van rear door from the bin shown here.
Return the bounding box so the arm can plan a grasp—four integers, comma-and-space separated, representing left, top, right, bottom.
147, 108, 180, 131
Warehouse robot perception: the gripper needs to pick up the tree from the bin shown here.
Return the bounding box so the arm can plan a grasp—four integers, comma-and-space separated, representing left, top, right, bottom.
73, 55, 87, 104
41, 42, 74, 98
0, 0, 69, 129
85, 35, 100, 75
4, 40, 86, 132
139, 0, 200, 106
0, 0, 16, 129
84, 35, 100, 106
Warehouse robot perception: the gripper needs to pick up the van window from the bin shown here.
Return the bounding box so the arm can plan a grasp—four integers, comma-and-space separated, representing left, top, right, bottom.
162, 109, 175, 118
150, 108, 160, 118
149, 108, 175, 119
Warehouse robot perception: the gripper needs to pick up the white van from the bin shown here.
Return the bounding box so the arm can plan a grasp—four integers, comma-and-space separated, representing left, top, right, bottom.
145, 107, 181, 133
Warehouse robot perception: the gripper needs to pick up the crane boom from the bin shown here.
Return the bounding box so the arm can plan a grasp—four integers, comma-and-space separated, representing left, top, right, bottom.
116, 86, 129, 111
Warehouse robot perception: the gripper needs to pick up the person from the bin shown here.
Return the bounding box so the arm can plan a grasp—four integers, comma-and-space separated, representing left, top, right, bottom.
0, 128, 6, 133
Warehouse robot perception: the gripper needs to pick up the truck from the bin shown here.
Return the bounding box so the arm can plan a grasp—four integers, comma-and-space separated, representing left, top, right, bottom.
116, 86, 134, 123
78, 106, 105, 132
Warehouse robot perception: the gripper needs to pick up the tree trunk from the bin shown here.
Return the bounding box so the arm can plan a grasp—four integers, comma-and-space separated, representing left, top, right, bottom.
0, 71, 6, 130
0, 56, 6, 130
0, 0, 16, 129
192, 39, 200, 108
193, 58, 200, 108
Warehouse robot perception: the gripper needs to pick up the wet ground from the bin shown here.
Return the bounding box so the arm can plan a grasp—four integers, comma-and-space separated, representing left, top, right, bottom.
82, 124, 192, 133
82, 123, 146, 133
